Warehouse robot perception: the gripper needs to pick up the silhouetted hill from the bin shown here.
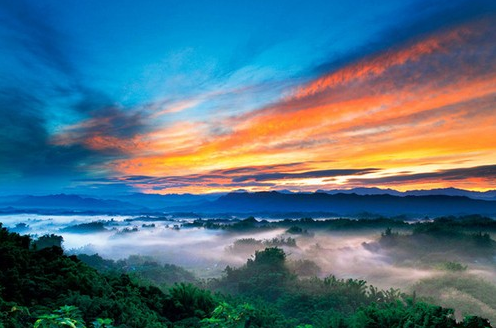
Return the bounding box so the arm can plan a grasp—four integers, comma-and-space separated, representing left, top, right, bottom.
10, 194, 144, 210
2, 190, 496, 215
403, 187, 496, 200
195, 191, 496, 216
317, 187, 403, 196
317, 187, 496, 200
107, 192, 222, 209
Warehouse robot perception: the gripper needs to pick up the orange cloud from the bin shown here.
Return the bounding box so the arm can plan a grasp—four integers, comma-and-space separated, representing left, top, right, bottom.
58, 17, 496, 193
291, 22, 483, 99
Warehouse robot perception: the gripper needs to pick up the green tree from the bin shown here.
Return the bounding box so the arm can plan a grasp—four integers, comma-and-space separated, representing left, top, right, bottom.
200, 302, 254, 328
33, 235, 63, 250
167, 283, 217, 322
34, 306, 86, 328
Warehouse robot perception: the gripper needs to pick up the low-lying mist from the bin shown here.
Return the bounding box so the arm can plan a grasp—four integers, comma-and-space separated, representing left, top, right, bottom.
2, 214, 493, 283
2, 213, 495, 322
0, 214, 496, 322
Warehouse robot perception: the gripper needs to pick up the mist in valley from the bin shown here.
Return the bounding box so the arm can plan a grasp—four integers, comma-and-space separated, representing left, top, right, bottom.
3, 213, 496, 324
3, 215, 495, 283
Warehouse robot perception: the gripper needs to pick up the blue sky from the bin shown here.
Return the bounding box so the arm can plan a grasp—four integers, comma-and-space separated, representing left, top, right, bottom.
0, 0, 494, 195
44, 0, 412, 105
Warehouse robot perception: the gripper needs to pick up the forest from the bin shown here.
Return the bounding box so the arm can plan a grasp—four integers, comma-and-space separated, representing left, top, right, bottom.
0, 215, 495, 327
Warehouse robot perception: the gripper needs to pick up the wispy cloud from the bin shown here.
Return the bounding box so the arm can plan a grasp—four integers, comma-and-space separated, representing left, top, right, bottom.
349, 165, 496, 189
2, 0, 494, 194
0, 1, 110, 187
74, 165, 378, 193
232, 169, 378, 183
91, 16, 495, 192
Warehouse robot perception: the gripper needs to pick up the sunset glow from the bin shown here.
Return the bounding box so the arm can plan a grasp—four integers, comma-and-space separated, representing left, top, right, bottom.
1, 0, 494, 195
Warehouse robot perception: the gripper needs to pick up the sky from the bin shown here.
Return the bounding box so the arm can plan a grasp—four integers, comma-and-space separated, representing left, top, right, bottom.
0, 0, 495, 195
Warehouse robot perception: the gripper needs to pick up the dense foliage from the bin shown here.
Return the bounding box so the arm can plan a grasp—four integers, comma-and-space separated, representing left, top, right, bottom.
76, 254, 196, 289
0, 223, 209, 327
0, 222, 493, 327
377, 218, 495, 263
185, 215, 496, 233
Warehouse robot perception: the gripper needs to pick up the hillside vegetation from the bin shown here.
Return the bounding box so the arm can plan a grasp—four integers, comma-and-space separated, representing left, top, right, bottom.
1, 222, 494, 327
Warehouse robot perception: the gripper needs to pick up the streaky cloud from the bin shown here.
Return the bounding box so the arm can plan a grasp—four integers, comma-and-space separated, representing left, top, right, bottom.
311, 0, 496, 78
351, 165, 496, 185
233, 168, 379, 183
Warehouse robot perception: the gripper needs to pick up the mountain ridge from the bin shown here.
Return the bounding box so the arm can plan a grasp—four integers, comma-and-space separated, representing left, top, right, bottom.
193, 191, 496, 216
1, 189, 495, 216
8, 194, 144, 210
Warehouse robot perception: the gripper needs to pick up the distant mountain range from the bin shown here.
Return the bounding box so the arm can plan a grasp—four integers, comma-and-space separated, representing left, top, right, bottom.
195, 191, 496, 216
316, 187, 496, 200
4, 194, 144, 211
0, 188, 495, 216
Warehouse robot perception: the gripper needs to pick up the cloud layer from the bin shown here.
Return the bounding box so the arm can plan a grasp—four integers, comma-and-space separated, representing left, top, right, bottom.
1, 0, 495, 194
